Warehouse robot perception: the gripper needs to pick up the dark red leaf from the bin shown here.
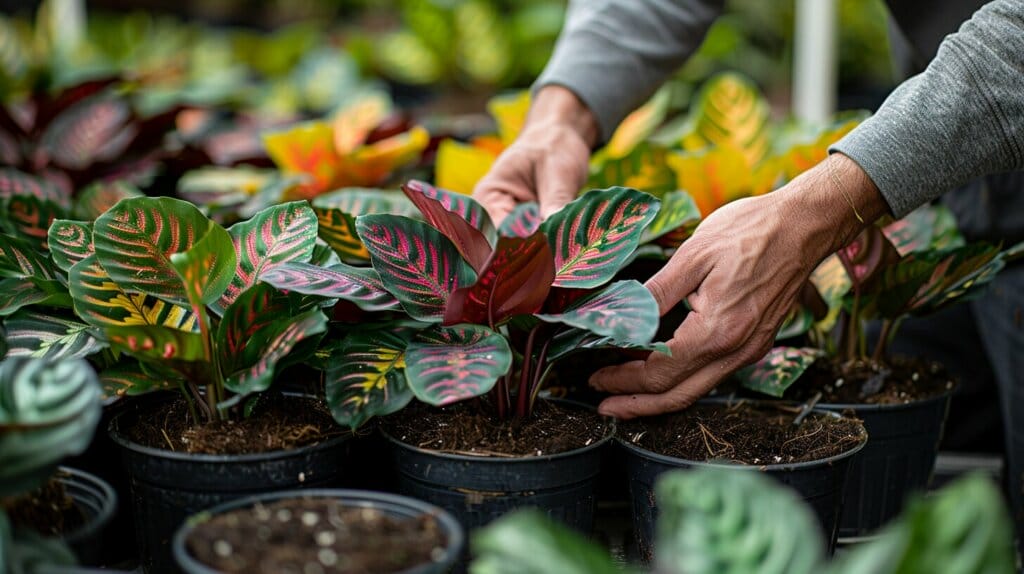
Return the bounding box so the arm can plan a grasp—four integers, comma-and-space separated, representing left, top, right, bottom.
444, 234, 555, 326
34, 77, 120, 133
402, 181, 493, 273
837, 226, 900, 292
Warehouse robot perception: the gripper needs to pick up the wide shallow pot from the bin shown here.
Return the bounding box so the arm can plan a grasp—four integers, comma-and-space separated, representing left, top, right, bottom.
820, 390, 952, 538
381, 407, 614, 535
109, 395, 353, 574
619, 403, 867, 562
172, 489, 463, 574
53, 466, 118, 566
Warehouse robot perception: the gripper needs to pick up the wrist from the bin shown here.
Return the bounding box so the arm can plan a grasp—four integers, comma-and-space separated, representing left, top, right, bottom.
526, 85, 600, 148
776, 153, 890, 262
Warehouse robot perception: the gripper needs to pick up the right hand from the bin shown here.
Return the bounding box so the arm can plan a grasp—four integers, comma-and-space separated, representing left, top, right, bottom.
472, 86, 599, 226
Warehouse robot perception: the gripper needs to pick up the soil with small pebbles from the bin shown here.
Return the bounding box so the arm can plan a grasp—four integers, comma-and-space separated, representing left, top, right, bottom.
185, 498, 449, 574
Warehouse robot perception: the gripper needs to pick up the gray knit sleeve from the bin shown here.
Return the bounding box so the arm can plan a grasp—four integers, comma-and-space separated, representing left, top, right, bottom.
534, 0, 724, 142
831, 0, 1024, 218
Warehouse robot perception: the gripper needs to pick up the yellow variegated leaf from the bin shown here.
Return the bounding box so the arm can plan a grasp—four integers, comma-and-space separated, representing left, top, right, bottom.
332, 91, 392, 155
810, 254, 851, 331
667, 146, 752, 216
263, 121, 339, 196
487, 90, 531, 146
751, 156, 782, 196
68, 256, 197, 330
604, 89, 671, 160
336, 126, 430, 189
689, 72, 771, 166
780, 117, 863, 181
435, 139, 497, 195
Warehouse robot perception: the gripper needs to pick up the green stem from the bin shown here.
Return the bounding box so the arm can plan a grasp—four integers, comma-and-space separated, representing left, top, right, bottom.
872, 319, 892, 363
194, 304, 223, 422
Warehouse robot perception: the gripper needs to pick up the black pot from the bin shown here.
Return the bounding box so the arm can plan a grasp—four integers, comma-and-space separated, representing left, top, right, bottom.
109, 395, 353, 574
619, 404, 867, 562
381, 413, 613, 535
172, 489, 463, 574
54, 466, 118, 566
820, 390, 952, 539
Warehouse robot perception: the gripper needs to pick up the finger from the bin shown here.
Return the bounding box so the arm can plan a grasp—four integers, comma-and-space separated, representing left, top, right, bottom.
536, 158, 581, 219
596, 356, 735, 419
472, 187, 517, 226
589, 310, 718, 394
645, 242, 711, 316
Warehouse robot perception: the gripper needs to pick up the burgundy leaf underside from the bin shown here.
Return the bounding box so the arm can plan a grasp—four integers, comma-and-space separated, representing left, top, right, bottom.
402, 181, 492, 273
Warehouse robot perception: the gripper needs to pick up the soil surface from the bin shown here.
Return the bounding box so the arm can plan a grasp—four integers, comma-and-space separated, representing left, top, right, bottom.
621, 401, 865, 465
787, 356, 954, 405
383, 400, 610, 457
2, 473, 83, 537
124, 394, 345, 455
186, 498, 448, 574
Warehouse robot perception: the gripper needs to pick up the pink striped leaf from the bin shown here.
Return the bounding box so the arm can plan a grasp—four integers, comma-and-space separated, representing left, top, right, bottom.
0, 278, 67, 317
42, 96, 131, 170
535, 280, 658, 344
541, 187, 660, 288
443, 234, 554, 326
1, 195, 66, 250
405, 324, 512, 406
356, 214, 477, 321
47, 220, 94, 272
737, 347, 823, 398
93, 197, 234, 308
325, 325, 420, 430
215, 201, 318, 314
73, 181, 143, 220
224, 309, 329, 397
100, 361, 176, 401
402, 180, 496, 272
497, 202, 541, 238
0, 168, 71, 210
216, 283, 294, 372
0, 232, 60, 281
547, 328, 669, 362
260, 261, 400, 312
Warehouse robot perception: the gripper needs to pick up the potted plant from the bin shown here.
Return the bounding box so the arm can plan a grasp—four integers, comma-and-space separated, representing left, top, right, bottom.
261, 181, 664, 534
0, 356, 118, 569
736, 206, 1015, 538
172, 489, 464, 574
470, 467, 1015, 573
54, 196, 351, 572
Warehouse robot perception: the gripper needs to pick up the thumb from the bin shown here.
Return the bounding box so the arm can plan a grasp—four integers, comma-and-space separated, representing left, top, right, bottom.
645, 241, 710, 316
537, 160, 582, 219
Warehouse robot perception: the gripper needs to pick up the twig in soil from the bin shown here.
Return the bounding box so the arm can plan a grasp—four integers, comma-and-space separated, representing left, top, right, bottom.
697, 422, 732, 457
781, 424, 822, 450
792, 392, 822, 427
160, 429, 175, 451
436, 449, 519, 458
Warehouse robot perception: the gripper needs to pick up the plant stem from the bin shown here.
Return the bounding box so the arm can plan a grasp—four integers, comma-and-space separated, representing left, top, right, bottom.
516, 325, 541, 417
845, 289, 861, 361
527, 338, 554, 415
179, 382, 199, 422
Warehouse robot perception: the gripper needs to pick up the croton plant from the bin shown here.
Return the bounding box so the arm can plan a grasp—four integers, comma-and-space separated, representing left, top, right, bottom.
738, 205, 1020, 398
260, 181, 686, 429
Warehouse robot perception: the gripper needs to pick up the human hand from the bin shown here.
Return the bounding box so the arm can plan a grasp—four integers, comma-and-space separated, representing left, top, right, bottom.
473, 86, 599, 225
589, 153, 890, 419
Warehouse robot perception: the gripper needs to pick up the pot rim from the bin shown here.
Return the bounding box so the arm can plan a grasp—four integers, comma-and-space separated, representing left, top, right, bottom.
616, 399, 869, 471
171, 489, 464, 574
107, 392, 351, 464
814, 384, 954, 412
54, 466, 118, 544
379, 398, 616, 464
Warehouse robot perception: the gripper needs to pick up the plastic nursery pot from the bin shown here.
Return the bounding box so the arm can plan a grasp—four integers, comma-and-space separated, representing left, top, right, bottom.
381, 401, 614, 535
618, 400, 867, 562
109, 393, 354, 574
54, 466, 118, 567
819, 389, 953, 539
173, 489, 463, 574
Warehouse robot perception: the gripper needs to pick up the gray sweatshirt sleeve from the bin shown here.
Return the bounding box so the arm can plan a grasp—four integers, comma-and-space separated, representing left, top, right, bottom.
831, 0, 1024, 218
535, 0, 724, 142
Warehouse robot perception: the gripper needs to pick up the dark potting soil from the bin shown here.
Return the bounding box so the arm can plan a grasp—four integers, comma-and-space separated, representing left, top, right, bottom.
383, 400, 610, 457
124, 394, 345, 455
2, 473, 84, 537
621, 402, 865, 465
185, 498, 448, 574
787, 356, 954, 405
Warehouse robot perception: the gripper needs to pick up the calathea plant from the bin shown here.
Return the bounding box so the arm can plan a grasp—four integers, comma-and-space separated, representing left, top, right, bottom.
470, 468, 1014, 574
738, 205, 1014, 397
263, 181, 667, 429
61, 196, 331, 422
0, 356, 103, 572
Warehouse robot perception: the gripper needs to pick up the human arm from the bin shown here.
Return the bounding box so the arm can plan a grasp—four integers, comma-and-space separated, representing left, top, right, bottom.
590, 0, 1024, 418
473, 0, 723, 224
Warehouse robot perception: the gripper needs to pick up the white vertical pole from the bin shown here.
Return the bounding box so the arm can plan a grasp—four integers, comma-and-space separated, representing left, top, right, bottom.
792, 0, 838, 124
48, 0, 86, 56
